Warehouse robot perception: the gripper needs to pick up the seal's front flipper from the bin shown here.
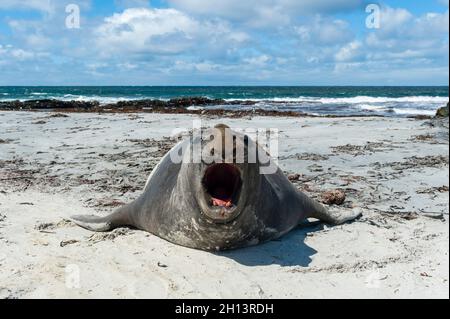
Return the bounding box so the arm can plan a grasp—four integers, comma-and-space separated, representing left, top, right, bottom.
308, 206, 362, 225
70, 215, 114, 232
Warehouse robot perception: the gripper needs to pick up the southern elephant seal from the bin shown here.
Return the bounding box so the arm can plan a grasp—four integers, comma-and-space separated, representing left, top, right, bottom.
71, 124, 361, 251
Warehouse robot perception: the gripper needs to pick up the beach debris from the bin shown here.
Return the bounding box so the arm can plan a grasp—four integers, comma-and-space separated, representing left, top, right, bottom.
421, 213, 446, 221
416, 186, 449, 194
35, 219, 76, 232
373, 155, 449, 171
35, 223, 54, 231
88, 228, 131, 243
331, 141, 393, 156
321, 189, 346, 205
363, 218, 392, 229
128, 115, 142, 120
410, 134, 436, 142
60, 239, 79, 247
308, 164, 323, 172
398, 212, 419, 221
32, 120, 47, 125
376, 209, 446, 222
95, 199, 126, 208
288, 173, 301, 181
47, 113, 69, 118
296, 153, 330, 161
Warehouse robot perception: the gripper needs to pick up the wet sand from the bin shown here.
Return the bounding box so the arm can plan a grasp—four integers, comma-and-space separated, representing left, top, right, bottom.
0, 111, 448, 298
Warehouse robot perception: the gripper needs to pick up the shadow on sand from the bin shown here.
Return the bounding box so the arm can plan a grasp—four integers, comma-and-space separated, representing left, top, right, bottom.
217, 222, 324, 267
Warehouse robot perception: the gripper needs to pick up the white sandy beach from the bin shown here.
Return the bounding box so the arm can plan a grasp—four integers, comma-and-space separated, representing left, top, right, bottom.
0, 111, 448, 299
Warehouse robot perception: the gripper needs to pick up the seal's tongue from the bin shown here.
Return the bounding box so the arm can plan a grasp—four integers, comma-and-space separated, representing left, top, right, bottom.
212, 197, 232, 208
211, 187, 233, 207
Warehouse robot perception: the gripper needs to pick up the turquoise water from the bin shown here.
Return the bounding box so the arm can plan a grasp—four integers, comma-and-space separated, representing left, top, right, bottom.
0, 86, 448, 116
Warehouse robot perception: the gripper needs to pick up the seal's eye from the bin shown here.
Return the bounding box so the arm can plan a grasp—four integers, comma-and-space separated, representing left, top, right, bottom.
202, 164, 242, 208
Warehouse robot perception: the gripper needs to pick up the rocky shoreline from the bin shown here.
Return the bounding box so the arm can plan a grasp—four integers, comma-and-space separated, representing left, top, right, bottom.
1, 97, 441, 119
0, 97, 257, 110
0, 97, 307, 118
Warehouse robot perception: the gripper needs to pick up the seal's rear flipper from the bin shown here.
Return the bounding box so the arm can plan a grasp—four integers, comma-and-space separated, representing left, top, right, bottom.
297, 192, 362, 225
309, 207, 363, 225
71, 201, 137, 232
70, 215, 114, 232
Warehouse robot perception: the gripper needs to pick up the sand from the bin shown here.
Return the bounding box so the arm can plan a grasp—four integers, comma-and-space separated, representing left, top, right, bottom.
0, 111, 448, 299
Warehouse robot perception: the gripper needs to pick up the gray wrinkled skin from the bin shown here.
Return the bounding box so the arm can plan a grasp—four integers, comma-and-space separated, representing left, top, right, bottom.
71, 126, 360, 251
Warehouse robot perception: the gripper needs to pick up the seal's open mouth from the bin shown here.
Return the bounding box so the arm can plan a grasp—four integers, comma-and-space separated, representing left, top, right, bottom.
202, 164, 242, 209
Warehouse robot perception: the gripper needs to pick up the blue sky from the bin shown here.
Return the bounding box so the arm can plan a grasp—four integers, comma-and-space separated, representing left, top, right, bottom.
0, 0, 448, 85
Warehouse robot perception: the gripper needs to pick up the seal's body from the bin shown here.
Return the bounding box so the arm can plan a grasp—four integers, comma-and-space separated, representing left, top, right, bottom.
71, 125, 360, 251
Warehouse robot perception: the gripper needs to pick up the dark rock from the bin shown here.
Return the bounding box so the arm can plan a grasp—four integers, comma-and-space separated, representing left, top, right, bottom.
410, 115, 432, 120
435, 102, 449, 118
0, 99, 100, 110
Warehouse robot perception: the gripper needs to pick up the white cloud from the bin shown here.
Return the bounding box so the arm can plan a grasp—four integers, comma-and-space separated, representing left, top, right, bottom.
335, 41, 363, 62
26, 33, 52, 48
169, 60, 225, 73
243, 55, 271, 66
373, 6, 448, 39
295, 17, 353, 45
414, 11, 449, 35
366, 7, 449, 56
0, 44, 36, 61
332, 6, 449, 81
95, 8, 249, 56
96, 8, 199, 54
193, 61, 221, 72
378, 7, 413, 34
117, 62, 138, 70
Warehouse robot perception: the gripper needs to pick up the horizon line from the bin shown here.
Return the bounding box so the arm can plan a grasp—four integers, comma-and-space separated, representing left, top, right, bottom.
0, 85, 449, 88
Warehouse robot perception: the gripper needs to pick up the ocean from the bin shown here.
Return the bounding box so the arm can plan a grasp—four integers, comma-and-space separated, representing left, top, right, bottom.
0, 86, 448, 117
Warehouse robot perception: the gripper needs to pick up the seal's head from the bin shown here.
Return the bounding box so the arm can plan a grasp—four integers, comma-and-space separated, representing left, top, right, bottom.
187, 124, 262, 224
